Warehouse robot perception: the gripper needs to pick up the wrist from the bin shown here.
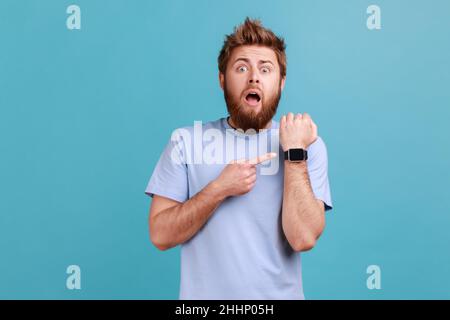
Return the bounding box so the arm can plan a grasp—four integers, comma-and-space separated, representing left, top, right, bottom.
208, 180, 227, 202
282, 144, 307, 152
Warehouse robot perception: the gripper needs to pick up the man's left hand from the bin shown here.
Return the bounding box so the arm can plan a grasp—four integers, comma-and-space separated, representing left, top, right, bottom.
280, 112, 318, 151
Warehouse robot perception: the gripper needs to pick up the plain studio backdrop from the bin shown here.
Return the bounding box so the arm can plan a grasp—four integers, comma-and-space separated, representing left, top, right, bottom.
0, 0, 449, 299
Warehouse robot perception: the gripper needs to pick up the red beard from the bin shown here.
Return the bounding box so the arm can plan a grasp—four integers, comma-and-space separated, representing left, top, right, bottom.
224, 80, 282, 132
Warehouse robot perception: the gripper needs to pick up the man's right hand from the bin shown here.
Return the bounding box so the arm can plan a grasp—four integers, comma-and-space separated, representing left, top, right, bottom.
213, 152, 277, 198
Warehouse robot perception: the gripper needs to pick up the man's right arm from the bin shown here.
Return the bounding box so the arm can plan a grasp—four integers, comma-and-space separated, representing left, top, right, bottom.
149, 181, 224, 251
148, 152, 276, 250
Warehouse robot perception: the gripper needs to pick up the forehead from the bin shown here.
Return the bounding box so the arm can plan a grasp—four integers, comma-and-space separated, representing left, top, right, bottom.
229, 45, 278, 64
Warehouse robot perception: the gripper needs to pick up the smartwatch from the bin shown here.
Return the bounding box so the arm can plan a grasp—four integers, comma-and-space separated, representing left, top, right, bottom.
284, 148, 308, 162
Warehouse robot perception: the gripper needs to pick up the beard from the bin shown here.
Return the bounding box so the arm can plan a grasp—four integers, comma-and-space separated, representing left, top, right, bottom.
224, 80, 282, 132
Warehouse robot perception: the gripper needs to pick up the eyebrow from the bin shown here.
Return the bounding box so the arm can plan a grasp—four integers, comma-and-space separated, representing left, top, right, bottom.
233, 57, 275, 66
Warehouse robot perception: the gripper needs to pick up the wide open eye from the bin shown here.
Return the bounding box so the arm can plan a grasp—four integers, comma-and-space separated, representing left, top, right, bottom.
237, 66, 248, 72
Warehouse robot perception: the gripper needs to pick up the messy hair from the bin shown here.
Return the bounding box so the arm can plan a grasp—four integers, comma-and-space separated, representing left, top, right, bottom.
218, 17, 287, 77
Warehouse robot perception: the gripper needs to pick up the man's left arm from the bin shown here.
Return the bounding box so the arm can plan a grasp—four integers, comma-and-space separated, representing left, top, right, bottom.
280, 112, 326, 252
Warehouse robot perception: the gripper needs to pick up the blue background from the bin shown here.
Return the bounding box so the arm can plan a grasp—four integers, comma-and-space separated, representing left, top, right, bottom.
1, 0, 449, 299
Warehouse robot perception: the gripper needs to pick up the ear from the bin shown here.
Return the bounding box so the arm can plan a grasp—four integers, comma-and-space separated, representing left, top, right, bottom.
280, 76, 286, 91
219, 72, 225, 91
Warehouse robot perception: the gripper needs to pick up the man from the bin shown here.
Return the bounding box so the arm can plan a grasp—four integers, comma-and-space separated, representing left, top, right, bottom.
145, 18, 332, 300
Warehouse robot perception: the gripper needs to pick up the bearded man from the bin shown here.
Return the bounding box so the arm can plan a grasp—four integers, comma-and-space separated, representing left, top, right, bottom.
145, 18, 333, 300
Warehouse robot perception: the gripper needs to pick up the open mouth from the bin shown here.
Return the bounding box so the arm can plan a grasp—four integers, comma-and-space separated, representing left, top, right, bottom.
245, 91, 261, 106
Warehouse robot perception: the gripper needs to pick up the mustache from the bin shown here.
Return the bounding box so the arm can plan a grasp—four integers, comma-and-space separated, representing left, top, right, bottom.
242, 85, 263, 93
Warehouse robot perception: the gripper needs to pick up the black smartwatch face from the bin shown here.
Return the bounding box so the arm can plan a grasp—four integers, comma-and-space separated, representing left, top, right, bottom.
289, 149, 305, 161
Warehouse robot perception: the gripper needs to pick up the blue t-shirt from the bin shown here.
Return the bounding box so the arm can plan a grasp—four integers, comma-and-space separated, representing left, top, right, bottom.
145, 117, 333, 299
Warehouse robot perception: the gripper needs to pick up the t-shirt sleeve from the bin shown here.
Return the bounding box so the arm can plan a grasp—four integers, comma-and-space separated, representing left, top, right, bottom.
144, 130, 189, 203
307, 136, 333, 211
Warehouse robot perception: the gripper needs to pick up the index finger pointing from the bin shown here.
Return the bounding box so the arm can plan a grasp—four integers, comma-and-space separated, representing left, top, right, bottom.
247, 152, 277, 165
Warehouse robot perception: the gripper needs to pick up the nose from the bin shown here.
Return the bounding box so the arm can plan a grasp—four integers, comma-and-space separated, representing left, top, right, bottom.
248, 70, 260, 84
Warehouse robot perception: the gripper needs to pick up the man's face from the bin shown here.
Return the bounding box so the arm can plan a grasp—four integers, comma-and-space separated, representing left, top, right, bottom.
220, 45, 286, 131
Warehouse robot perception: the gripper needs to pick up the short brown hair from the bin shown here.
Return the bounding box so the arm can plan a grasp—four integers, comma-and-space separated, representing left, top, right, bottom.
218, 17, 287, 78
